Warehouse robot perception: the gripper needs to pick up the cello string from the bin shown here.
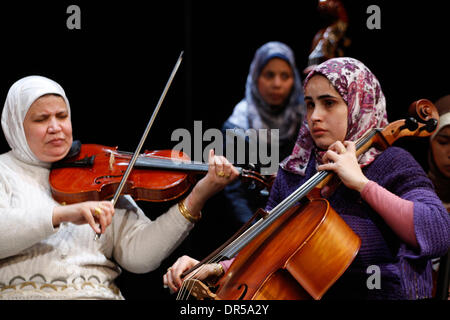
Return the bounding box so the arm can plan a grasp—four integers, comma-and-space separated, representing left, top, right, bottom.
221, 171, 329, 258
175, 170, 326, 300
217, 129, 380, 258
179, 268, 205, 300
177, 262, 221, 300
176, 139, 353, 299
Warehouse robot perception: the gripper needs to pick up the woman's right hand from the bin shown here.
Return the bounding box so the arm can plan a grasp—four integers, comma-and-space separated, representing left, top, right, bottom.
163, 255, 223, 293
52, 200, 115, 234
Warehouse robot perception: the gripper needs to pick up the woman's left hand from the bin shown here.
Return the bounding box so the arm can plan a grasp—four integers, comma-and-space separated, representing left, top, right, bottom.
318, 141, 369, 192
182, 149, 239, 217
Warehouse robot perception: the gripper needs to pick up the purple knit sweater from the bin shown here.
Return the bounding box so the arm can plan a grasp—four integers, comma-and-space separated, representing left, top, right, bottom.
266, 147, 450, 299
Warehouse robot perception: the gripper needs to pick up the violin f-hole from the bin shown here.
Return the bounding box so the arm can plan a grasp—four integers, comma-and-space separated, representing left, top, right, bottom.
94, 175, 123, 184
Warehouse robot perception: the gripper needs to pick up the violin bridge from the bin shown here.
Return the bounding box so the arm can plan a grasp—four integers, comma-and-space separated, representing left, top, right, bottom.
109, 153, 115, 171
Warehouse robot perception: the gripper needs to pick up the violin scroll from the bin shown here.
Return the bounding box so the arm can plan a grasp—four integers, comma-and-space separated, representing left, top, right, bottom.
239, 166, 275, 192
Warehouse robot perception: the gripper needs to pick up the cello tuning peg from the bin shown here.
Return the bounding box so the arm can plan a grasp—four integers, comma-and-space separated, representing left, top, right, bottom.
420, 118, 438, 133
400, 117, 418, 131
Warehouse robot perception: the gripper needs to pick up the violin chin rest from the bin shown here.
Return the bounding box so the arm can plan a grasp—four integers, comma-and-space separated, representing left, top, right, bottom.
67, 140, 82, 158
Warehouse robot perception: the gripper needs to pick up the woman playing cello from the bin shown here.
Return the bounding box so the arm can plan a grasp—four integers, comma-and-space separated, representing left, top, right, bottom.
164, 57, 450, 299
0, 75, 239, 299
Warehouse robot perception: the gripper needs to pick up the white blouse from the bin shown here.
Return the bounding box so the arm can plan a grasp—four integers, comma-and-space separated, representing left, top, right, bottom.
0, 151, 193, 299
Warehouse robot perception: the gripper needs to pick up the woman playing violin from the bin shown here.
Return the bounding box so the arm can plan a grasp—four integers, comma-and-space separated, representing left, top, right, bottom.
0, 75, 239, 299
164, 57, 450, 299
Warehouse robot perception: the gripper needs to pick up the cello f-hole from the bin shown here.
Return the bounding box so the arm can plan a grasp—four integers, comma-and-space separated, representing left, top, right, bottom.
237, 283, 248, 300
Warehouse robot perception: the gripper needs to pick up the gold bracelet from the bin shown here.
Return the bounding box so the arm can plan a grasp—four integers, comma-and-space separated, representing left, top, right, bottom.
214, 263, 224, 277
178, 199, 201, 223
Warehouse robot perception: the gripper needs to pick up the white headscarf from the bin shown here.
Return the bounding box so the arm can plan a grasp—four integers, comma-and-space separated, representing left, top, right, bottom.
1, 75, 71, 167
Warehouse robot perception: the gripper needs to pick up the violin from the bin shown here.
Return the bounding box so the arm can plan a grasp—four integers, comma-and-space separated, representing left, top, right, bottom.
178, 99, 439, 300
49, 51, 271, 206
49, 143, 272, 205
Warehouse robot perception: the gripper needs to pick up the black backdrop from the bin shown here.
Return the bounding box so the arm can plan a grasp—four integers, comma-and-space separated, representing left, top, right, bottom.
0, 0, 448, 302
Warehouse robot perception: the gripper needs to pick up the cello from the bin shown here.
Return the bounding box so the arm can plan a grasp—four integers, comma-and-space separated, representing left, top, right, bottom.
178, 99, 439, 300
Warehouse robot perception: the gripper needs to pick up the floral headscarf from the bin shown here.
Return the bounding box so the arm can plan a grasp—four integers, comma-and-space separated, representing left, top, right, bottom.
227, 41, 305, 146
1, 75, 71, 167
281, 57, 388, 175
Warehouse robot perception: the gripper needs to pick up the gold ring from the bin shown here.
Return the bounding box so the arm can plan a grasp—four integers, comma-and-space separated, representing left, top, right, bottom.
167, 267, 172, 272
225, 173, 231, 178
94, 207, 103, 217
217, 171, 225, 177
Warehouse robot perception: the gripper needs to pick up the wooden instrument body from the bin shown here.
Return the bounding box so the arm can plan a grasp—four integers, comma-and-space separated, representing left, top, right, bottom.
50, 144, 194, 204
215, 198, 361, 300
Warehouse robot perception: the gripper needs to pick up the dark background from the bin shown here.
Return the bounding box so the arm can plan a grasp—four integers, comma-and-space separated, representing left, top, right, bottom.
0, 0, 448, 301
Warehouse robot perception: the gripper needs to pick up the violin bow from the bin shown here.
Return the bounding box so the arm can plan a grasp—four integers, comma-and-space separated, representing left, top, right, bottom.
95, 51, 184, 239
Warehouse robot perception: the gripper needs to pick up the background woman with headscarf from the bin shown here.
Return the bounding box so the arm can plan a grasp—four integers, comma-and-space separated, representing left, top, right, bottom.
428, 95, 450, 212
428, 95, 450, 299
222, 41, 305, 226
0, 75, 239, 299
164, 58, 449, 300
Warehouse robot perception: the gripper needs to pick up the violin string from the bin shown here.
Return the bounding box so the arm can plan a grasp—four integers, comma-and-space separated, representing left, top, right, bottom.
136, 156, 209, 171
108, 150, 254, 177
109, 149, 207, 166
